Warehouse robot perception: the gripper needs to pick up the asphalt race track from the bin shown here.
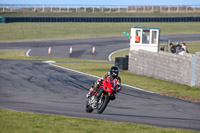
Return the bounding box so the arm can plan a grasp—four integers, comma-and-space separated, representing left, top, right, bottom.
0, 34, 200, 130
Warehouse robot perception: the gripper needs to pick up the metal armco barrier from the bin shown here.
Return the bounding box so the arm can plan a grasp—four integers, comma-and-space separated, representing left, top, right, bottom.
4, 16, 200, 23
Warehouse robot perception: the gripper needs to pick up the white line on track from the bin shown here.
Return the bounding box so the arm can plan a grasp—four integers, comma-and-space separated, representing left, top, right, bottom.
26, 49, 31, 57
108, 48, 129, 61
49, 63, 155, 94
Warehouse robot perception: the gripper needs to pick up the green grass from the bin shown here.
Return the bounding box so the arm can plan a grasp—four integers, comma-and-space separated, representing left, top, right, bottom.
1, 22, 200, 41
1, 12, 200, 17
187, 42, 200, 54
0, 109, 198, 133
111, 49, 130, 61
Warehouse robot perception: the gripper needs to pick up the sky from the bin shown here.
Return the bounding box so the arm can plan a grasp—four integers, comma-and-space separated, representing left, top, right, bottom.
0, 0, 200, 6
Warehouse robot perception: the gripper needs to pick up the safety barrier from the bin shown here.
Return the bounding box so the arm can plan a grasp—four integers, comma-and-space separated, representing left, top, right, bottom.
115, 56, 129, 70
0, 16, 5, 23
4, 16, 200, 23
129, 50, 200, 87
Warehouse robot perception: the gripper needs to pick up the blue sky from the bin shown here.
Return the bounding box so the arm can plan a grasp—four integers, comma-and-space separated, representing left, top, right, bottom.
0, 0, 200, 6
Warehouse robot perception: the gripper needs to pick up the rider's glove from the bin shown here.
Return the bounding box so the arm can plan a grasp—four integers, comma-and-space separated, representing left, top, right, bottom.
97, 79, 103, 85
117, 85, 121, 93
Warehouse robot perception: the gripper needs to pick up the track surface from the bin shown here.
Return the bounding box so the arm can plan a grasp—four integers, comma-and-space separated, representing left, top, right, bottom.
1, 34, 200, 130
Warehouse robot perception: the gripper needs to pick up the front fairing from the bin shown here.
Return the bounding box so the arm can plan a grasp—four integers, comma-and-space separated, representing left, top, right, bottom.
103, 77, 117, 94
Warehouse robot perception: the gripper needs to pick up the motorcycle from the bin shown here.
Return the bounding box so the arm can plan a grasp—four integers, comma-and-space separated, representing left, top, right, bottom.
85, 76, 119, 114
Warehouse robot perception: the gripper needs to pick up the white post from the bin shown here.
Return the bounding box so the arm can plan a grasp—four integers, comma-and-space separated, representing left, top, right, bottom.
126, 6, 128, 12
11, 5, 13, 12
177, 5, 179, 12
152, 6, 154, 12
93, 7, 94, 13
67, 6, 69, 12
43, 5, 44, 12
51, 5, 52, 12
34, 5, 36, 12
160, 6, 162, 12
18, 4, 20, 12
3, 5, 5, 12
118, 6, 120, 13
168, 5, 170, 12
143, 6, 145, 12
102, 6, 104, 12
59, 5, 61, 12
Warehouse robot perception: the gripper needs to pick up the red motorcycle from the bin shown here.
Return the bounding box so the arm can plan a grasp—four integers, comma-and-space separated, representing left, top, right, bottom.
85, 76, 119, 114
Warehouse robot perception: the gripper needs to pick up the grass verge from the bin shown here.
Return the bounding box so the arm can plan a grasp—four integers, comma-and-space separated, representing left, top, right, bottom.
1, 22, 200, 42
0, 109, 198, 133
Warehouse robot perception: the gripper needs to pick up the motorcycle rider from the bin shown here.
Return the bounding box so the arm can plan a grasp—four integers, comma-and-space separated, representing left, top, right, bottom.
86, 66, 122, 103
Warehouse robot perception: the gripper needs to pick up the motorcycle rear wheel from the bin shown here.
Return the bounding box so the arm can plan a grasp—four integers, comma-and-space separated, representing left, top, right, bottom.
97, 94, 110, 114
85, 101, 94, 113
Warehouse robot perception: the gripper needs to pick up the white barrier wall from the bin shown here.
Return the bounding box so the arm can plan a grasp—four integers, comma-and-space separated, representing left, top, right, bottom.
129, 50, 200, 87
195, 52, 200, 87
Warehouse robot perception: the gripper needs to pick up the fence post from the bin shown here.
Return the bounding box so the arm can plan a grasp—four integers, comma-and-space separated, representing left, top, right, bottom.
18, 4, 20, 12
43, 5, 44, 12
51, 5, 53, 12
152, 6, 154, 12
67, 5, 69, 12
11, 5, 13, 12
191, 55, 196, 86
3, 5, 5, 12
168, 5, 171, 12
177, 5, 179, 12
160, 6, 162, 12
34, 5, 36, 12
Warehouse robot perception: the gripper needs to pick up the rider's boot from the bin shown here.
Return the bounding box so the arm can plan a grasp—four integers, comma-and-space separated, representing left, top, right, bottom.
93, 89, 103, 108
86, 87, 94, 98
93, 96, 98, 108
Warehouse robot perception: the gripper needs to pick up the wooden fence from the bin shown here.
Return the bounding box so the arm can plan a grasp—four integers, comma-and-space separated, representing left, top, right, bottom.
1, 4, 200, 13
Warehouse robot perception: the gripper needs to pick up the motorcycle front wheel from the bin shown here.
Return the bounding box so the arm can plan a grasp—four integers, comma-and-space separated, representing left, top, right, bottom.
85, 101, 94, 113
97, 94, 110, 114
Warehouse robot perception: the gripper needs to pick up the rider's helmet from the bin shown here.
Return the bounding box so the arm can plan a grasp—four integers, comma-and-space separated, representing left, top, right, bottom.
110, 66, 119, 79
